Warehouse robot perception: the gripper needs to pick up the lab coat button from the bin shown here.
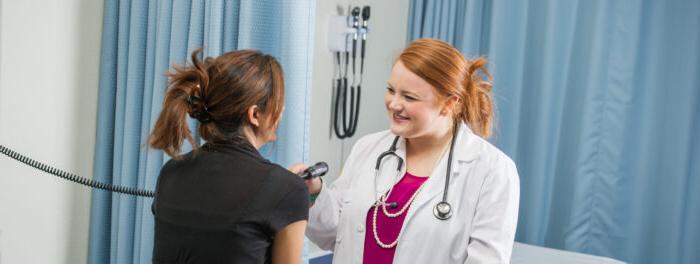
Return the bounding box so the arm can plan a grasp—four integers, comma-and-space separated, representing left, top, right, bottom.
357, 224, 364, 232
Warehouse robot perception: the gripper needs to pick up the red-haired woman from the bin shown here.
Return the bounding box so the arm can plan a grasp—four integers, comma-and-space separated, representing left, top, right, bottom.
304, 38, 520, 264
149, 49, 307, 264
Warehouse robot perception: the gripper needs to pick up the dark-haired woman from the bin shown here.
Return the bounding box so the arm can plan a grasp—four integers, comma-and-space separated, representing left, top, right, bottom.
149, 49, 307, 264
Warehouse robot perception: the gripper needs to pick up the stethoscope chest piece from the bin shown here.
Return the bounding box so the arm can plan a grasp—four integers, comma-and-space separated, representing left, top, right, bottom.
433, 201, 453, 220
378, 133, 459, 221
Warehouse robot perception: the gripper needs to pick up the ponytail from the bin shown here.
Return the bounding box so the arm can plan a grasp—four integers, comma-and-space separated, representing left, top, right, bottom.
149, 48, 286, 157
149, 49, 209, 157
460, 57, 493, 138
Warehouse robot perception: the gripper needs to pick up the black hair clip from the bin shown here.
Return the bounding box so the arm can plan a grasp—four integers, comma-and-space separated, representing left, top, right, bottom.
187, 94, 212, 123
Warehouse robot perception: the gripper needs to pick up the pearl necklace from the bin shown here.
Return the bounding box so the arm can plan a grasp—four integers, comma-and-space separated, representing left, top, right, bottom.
371, 182, 427, 248
371, 138, 452, 248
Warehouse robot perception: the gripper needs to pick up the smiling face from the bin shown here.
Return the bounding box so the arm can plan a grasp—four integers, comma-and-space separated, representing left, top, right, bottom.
385, 60, 454, 139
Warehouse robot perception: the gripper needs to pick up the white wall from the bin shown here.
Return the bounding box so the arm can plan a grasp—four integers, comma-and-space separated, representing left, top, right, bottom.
307, 0, 410, 257
0, 0, 103, 263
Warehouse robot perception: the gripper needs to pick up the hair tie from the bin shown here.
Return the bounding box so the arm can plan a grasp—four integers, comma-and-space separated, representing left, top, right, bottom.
187, 84, 212, 123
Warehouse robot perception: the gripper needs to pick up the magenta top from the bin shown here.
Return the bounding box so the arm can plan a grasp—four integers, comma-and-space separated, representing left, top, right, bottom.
363, 172, 429, 264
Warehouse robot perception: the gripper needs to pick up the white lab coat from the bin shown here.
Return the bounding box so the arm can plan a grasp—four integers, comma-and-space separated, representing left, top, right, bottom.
307, 124, 520, 264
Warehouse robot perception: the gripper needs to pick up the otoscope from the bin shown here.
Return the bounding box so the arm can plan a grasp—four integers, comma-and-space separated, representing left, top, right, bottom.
300, 161, 329, 180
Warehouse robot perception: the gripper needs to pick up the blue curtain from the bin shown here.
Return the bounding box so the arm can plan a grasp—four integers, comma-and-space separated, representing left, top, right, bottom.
408, 1, 700, 264
87, 0, 315, 263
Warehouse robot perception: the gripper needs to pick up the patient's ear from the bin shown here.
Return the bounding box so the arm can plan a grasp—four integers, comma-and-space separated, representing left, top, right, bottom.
246, 105, 260, 128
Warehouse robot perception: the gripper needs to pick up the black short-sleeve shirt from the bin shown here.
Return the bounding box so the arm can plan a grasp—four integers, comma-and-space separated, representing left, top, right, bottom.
152, 142, 309, 264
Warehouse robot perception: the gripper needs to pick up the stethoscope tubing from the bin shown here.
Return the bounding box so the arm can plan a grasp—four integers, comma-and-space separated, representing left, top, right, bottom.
374, 133, 457, 220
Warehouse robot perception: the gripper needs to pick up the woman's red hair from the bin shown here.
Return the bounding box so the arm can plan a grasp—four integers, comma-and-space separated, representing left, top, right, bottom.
398, 38, 493, 137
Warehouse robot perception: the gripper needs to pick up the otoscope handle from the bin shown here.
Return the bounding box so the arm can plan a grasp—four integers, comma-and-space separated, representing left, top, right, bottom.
300, 162, 329, 180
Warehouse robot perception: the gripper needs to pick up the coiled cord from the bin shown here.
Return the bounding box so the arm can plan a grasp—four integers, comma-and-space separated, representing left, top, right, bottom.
0, 144, 154, 197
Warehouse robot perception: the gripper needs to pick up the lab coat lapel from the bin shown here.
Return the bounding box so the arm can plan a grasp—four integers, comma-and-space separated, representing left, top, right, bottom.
400, 123, 480, 230
402, 149, 451, 223
366, 135, 407, 208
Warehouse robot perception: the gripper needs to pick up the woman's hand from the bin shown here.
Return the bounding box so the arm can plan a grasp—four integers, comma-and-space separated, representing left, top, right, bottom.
304, 177, 322, 195
287, 163, 307, 175
287, 163, 322, 195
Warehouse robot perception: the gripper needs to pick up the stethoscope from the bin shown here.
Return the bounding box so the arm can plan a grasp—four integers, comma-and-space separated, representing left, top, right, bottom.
374, 133, 457, 220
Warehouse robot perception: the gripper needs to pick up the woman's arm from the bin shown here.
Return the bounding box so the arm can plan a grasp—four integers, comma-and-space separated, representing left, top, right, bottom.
272, 220, 307, 264
305, 134, 372, 250
304, 159, 353, 250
